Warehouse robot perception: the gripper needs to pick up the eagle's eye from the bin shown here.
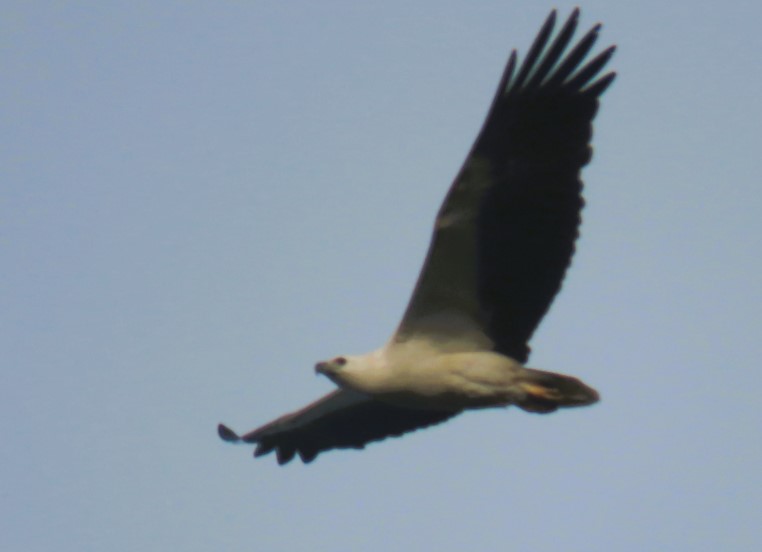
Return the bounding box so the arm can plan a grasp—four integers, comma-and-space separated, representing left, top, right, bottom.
334, 357, 347, 366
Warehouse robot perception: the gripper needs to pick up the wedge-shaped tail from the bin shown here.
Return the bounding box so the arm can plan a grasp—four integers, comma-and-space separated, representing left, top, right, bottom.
515, 368, 600, 413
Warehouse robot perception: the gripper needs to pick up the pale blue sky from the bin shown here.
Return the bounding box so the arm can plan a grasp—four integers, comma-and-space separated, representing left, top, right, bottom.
3, 1, 761, 551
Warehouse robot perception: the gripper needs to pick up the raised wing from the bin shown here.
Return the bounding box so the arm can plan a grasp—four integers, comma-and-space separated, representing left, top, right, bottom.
218, 390, 459, 464
394, 9, 615, 364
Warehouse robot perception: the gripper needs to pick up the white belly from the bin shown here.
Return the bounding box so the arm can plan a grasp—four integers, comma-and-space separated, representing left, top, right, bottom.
373, 350, 527, 410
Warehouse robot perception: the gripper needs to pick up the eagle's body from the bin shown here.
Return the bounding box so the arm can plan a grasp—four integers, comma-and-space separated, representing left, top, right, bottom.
319, 339, 597, 413
219, 9, 616, 465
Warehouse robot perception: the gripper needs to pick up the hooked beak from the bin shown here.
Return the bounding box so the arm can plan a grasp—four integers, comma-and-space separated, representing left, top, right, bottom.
314, 362, 328, 375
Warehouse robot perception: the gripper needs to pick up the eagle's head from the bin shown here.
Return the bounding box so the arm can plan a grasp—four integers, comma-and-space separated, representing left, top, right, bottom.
314, 356, 348, 383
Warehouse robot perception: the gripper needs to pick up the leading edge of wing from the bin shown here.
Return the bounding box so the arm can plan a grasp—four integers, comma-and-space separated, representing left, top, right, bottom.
218, 390, 459, 465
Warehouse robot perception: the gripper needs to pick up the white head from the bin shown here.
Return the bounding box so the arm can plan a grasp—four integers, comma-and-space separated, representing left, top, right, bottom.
314, 350, 386, 392
314, 356, 349, 384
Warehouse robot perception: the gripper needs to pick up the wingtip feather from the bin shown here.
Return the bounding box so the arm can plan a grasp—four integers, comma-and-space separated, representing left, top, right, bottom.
218, 423, 241, 442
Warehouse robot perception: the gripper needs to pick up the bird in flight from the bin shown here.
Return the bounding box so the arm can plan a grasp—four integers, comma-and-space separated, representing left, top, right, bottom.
219, 8, 616, 465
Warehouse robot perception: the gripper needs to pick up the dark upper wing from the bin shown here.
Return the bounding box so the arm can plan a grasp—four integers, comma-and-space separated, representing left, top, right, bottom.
394, 9, 616, 363
218, 390, 459, 465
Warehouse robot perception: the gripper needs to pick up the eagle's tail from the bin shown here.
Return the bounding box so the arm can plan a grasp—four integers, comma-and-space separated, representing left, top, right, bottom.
515, 368, 599, 413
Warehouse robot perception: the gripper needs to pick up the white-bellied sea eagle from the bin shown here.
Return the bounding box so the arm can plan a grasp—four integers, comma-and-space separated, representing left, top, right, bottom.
219, 8, 616, 465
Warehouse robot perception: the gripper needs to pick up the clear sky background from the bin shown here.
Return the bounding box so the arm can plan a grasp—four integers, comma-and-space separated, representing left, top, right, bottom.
3, 1, 761, 551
